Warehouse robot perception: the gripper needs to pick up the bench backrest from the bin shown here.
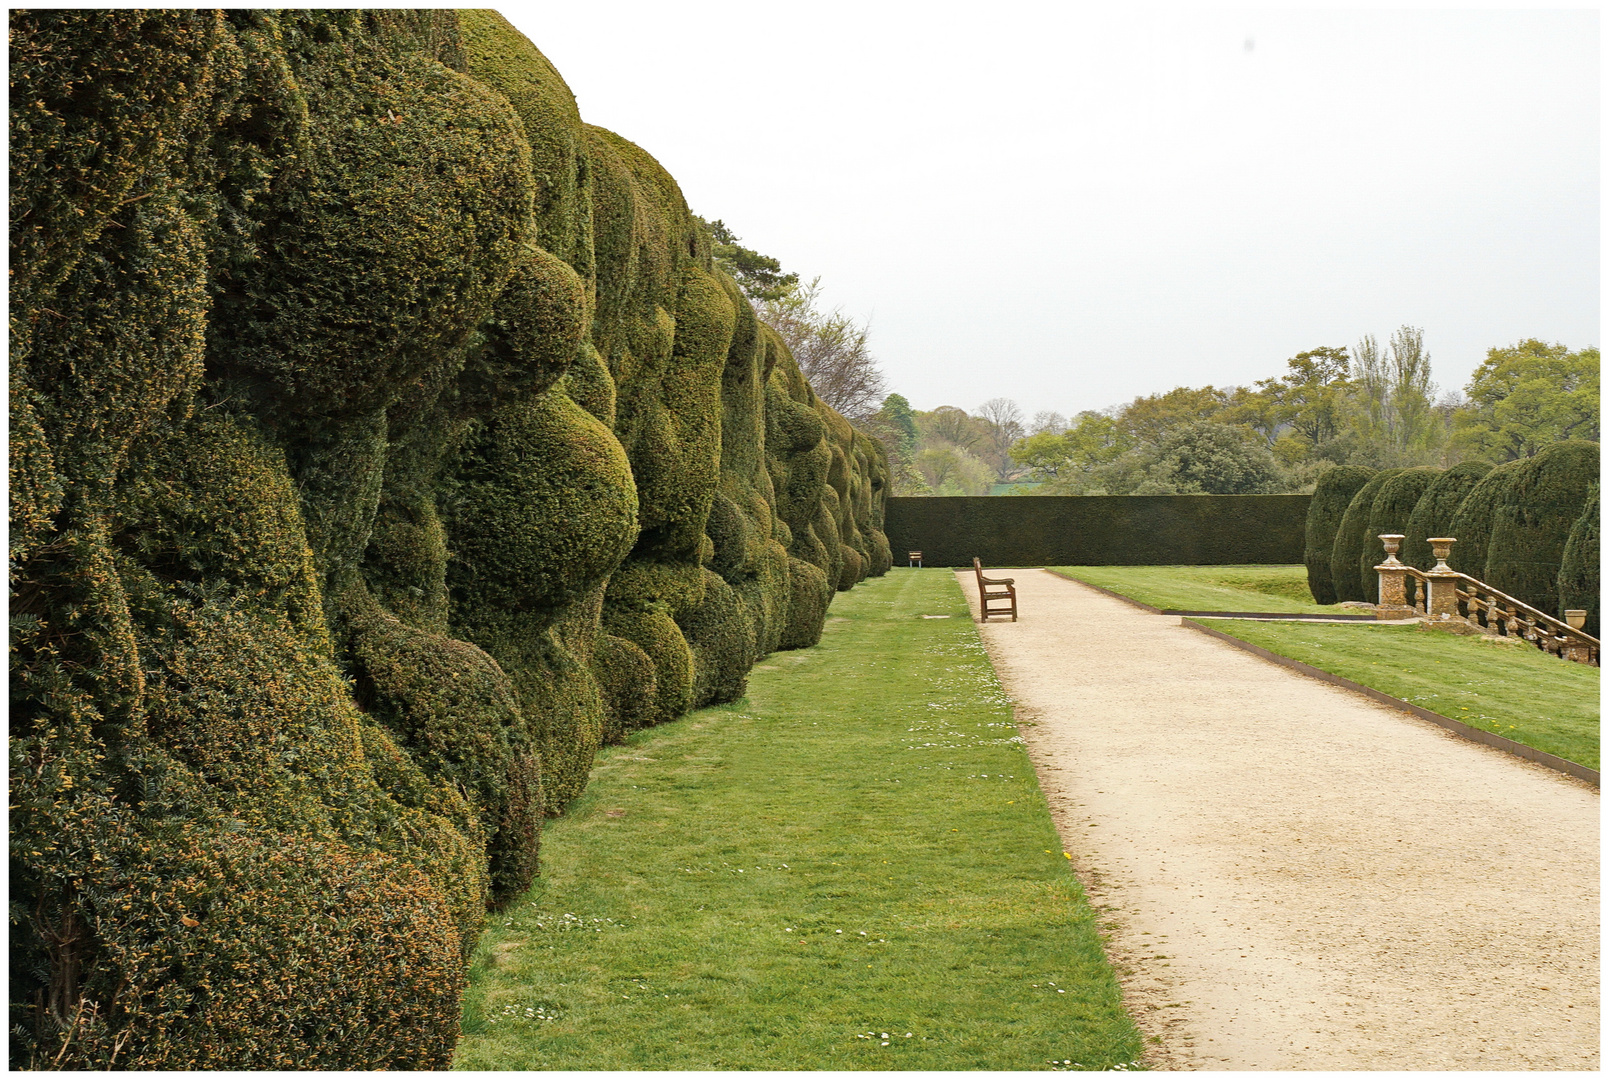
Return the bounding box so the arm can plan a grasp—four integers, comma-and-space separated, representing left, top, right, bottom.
972, 556, 986, 587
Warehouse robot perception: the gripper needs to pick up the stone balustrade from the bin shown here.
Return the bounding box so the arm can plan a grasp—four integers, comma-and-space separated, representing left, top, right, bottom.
1374, 535, 1599, 665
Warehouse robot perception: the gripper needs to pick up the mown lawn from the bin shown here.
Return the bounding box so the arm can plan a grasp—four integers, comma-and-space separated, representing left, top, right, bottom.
1206, 620, 1600, 770
453, 567, 1144, 1071
1050, 564, 1343, 614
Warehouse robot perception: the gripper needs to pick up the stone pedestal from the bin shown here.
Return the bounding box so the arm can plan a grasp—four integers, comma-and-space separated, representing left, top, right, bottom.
1423, 537, 1469, 624
1562, 640, 1596, 664
1373, 535, 1415, 619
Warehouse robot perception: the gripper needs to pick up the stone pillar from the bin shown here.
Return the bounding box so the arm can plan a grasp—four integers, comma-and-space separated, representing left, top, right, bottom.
1373, 534, 1415, 619
1423, 537, 1463, 621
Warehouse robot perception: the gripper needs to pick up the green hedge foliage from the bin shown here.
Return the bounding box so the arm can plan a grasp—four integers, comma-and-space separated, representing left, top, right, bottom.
1307, 454, 1600, 628
10, 10, 885, 1069
1303, 465, 1375, 604
1445, 460, 1527, 578
1484, 441, 1600, 616
1400, 460, 1492, 571
883, 495, 1310, 567
1328, 469, 1402, 603
1558, 485, 1600, 637
1358, 467, 1442, 601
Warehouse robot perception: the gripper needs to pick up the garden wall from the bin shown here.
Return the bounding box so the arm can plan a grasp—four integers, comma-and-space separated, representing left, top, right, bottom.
886, 495, 1311, 566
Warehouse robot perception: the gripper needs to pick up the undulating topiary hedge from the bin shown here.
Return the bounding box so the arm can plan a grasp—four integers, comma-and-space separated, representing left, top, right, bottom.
1358, 466, 1442, 600
1400, 460, 1492, 571
1328, 469, 1402, 603
1484, 441, 1599, 617
10, 10, 885, 1068
1303, 465, 1375, 604
883, 495, 1310, 567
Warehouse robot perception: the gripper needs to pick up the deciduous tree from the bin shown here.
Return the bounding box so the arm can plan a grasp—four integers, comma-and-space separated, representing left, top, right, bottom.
757, 279, 886, 420
1452, 339, 1600, 461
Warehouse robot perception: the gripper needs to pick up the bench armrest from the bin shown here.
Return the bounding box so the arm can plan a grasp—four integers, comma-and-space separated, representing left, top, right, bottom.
980, 576, 1014, 586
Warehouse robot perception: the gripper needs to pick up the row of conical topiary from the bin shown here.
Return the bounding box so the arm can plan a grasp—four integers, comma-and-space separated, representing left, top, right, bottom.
1304, 442, 1599, 635
10, 11, 889, 1070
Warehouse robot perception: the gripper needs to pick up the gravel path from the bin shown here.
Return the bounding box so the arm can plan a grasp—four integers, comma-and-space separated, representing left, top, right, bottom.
957, 569, 1599, 1071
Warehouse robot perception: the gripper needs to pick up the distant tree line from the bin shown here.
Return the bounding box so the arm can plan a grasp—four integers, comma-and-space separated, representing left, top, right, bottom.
692, 227, 1598, 501
876, 330, 1599, 497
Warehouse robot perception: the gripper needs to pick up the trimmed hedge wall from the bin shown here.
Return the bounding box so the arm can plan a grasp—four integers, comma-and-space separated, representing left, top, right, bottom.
884, 494, 1310, 567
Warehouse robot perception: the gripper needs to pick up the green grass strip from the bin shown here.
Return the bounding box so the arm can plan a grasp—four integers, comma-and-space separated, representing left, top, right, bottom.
1203, 620, 1600, 770
454, 568, 1145, 1071
1051, 564, 1344, 614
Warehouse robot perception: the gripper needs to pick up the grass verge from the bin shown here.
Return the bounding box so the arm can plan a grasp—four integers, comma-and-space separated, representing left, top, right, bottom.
1050, 565, 1343, 614
1203, 620, 1600, 770
453, 567, 1144, 1071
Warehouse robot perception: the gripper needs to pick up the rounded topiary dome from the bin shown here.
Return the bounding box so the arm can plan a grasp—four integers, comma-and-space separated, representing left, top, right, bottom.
1445, 459, 1527, 578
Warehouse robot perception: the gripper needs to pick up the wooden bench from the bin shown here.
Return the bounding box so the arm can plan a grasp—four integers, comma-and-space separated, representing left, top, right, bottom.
908, 550, 923, 568
972, 558, 1017, 622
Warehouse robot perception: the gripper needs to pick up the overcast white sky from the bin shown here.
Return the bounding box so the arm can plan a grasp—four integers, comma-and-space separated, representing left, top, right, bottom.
500, 3, 1599, 419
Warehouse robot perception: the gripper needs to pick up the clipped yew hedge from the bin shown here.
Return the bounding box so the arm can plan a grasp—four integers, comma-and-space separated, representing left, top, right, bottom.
1485, 441, 1600, 617
1305, 449, 1600, 628
1445, 460, 1527, 578
1400, 460, 1492, 571
1303, 465, 1375, 603
1328, 469, 1402, 603
883, 494, 1310, 567
1558, 485, 1600, 637
1359, 466, 1442, 600
10, 10, 887, 1069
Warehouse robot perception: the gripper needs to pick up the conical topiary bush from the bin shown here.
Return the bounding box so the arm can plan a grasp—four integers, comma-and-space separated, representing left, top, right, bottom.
1304, 465, 1375, 604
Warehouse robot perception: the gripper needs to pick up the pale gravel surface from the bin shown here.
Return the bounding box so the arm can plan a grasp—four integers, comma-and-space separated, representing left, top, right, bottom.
956, 568, 1599, 1071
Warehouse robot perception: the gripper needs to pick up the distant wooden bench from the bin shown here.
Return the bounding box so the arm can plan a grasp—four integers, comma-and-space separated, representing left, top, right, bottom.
972, 558, 1017, 622
908, 550, 923, 568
